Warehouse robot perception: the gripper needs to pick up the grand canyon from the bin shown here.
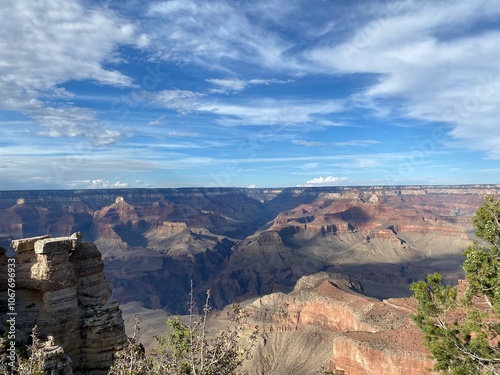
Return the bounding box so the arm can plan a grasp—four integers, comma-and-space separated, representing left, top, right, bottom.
1, 185, 499, 373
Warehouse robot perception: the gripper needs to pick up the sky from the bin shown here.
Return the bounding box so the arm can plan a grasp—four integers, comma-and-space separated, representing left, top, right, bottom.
1, 0, 499, 190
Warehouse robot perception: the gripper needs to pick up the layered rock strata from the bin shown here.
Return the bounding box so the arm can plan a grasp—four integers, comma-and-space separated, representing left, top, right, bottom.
242, 273, 435, 375
0, 186, 498, 313
0, 233, 126, 374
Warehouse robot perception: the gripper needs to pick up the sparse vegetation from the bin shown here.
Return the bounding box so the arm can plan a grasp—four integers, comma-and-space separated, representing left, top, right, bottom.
109, 283, 258, 375
0, 326, 46, 375
2, 287, 257, 375
411, 195, 500, 374
319, 365, 345, 375
107, 315, 149, 375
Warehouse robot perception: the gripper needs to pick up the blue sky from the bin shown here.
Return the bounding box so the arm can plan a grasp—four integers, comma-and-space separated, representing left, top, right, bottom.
1, 0, 499, 189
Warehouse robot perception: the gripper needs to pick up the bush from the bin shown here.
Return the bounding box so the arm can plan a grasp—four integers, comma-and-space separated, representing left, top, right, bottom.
411, 196, 500, 374
109, 284, 258, 375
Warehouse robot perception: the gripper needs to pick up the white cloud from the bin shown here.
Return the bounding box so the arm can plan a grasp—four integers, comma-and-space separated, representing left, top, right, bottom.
148, 90, 205, 115
292, 139, 379, 147
67, 179, 130, 189
206, 79, 248, 92
146, 0, 297, 71
200, 99, 344, 127
292, 139, 326, 147
248, 184, 257, 188
206, 78, 292, 92
148, 115, 167, 126
307, 0, 500, 158
305, 176, 348, 186
146, 88, 344, 127
167, 131, 201, 137
0, 0, 143, 142
334, 140, 380, 147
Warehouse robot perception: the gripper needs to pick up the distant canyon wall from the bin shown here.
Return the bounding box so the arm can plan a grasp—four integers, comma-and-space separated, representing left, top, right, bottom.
0, 185, 499, 313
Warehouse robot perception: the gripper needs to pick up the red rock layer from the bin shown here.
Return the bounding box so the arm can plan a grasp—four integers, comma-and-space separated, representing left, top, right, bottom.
244, 273, 435, 375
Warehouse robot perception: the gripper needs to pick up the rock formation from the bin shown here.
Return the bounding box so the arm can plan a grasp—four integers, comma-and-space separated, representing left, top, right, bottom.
0, 233, 126, 374
241, 273, 435, 375
0, 185, 499, 313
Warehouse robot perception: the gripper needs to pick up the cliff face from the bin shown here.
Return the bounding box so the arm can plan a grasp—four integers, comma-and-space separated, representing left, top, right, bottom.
227, 191, 477, 302
271, 193, 471, 239
242, 273, 435, 375
0, 233, 126, 374
0, 186, 498, 313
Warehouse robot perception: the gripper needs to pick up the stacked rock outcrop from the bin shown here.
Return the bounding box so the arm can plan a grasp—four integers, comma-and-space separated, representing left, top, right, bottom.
0, 233, 126, 374
242, 273, 435, 375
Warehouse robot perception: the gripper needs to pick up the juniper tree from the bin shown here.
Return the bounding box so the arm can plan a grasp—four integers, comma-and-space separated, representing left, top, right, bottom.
411, 196, 500, 375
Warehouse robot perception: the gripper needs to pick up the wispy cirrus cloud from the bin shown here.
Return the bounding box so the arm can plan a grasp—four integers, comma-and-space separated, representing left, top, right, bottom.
206, 78, 293, 92
145, 88, 345, 127
201, 99, 344, 127
146, 0, 297, 71
308, 0, 500, 158
292, 139, 326, 147
333, 140, 380, 147
147, 89, 206, 115
292, 139, 380, 147
167, 131, 201, 138
0, 0, 146, 144
148, 115, 167, 126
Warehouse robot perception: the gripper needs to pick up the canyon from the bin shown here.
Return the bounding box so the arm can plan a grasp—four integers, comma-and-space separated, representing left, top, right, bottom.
1, 185, 499, 373
240, 272, 434, 374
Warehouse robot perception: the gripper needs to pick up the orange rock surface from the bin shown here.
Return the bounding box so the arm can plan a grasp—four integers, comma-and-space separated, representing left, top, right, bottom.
243, 273, 435, 375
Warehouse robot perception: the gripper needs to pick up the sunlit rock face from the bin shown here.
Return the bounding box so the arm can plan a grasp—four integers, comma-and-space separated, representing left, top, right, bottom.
0, 185, 498, 313
241, 273, 435, 375
0, 233, 126, 375
1, 186, 498, 374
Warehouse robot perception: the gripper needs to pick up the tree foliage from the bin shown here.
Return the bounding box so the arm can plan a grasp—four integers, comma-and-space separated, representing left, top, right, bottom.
0, 326, 47, 375
411, 195, 500, 375
108, 315, 149, 375
109, 285, 258, 375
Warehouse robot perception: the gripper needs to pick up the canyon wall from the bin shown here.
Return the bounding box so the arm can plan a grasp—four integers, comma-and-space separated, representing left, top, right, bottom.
0, 185, 499, 313
0, 233, 126, 374
242, 273, 435, 375
2, 186, 498, 373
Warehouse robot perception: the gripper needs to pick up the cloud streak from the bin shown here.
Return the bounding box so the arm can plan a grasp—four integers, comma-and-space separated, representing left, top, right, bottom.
308, 0, 500, 158
0, 0, 145, 143
147, 0, 297, 71
304, 176, 348, 186
206, 78, 293, 92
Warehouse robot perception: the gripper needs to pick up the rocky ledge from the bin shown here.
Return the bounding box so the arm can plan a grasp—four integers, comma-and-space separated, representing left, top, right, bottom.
241, 273, 435, 375
0, 233, 126, 374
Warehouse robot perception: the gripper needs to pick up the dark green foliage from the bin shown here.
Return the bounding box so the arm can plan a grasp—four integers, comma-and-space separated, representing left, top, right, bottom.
473, 196, 500, 246
411, 196, 500, 375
